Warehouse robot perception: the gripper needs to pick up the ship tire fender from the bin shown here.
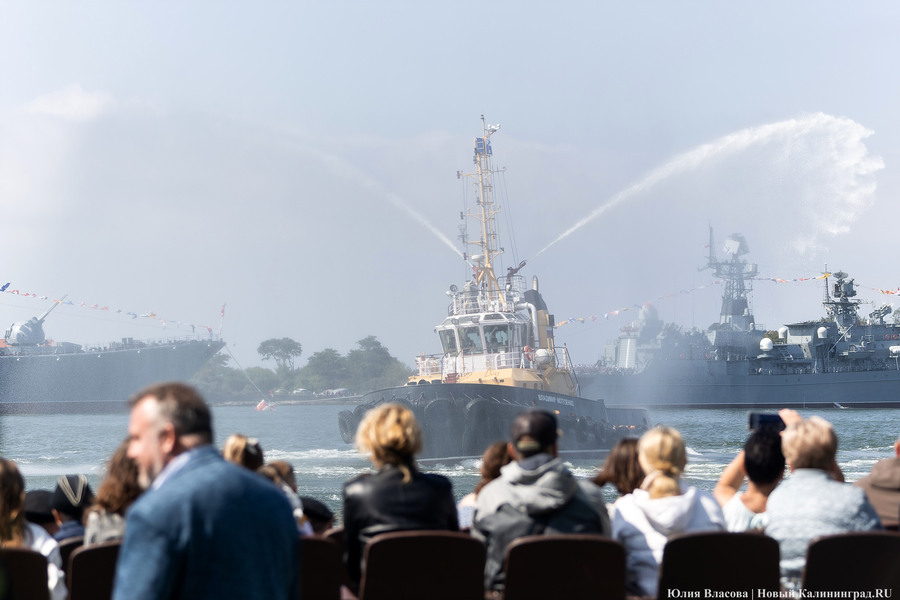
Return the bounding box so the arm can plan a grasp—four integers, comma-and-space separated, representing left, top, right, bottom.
353, 403, 374, 421
389, 397, 415, 412
423, 397, 464, 457
592, 423, 607, 446
338, 411, 357, 444
461, 398, 504, 457
575, 416, 589, 444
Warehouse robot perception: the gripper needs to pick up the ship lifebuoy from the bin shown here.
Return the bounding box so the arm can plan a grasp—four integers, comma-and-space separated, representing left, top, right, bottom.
705, 354, 711, 359
523, 346, 533, 361
886, 335, 891, 340
679, 354, 684, 359
894, 335, 898, 341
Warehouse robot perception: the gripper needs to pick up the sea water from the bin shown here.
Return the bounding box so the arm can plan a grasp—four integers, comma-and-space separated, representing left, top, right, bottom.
1, 405, 897, 520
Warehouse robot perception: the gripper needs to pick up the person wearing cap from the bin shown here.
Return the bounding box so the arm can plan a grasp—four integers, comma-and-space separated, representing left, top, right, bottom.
112, 382, 299, 600
472, 409, 610, 593
298, 496, 334, 535
24, 489, 59, 536
51, 474, 94, 542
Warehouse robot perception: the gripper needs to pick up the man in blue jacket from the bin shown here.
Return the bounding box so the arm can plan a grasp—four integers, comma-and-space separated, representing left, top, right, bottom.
113, 382, 300, 600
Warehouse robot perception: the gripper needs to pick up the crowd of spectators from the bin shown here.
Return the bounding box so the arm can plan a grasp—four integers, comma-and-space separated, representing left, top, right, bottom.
0, 384, 896, 599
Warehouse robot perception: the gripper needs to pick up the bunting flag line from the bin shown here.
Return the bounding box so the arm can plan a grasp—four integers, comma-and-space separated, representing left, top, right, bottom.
0, 282, 225, 336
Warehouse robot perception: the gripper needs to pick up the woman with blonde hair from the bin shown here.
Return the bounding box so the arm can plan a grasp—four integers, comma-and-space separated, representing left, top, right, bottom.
0, 458, 67, 600
766, 410, 880, 585
611, 426, 725, 597
223, 434, 264, 471
342, 403, 458, 594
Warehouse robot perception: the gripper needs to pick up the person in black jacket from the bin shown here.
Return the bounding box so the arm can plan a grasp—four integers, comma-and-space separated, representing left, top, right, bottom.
342, 403, 459, 593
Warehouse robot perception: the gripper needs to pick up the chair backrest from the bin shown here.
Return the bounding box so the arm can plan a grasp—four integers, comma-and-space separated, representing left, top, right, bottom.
803, 531, 900, 591
0, 547, 49, 600
657, 531, 780, 596
300, 537, 342, 600
360, 531, 485, 600
57, 536, 84, 572
323, 527, 350, 589
67, 540, 121, 600
502, 534, 625, 600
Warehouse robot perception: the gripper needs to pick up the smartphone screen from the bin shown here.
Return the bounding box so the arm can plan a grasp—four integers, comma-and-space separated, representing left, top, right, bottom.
748, 412, 785, 432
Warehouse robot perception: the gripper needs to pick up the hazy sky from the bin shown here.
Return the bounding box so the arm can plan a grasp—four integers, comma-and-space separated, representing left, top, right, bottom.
1, 2, 898, 373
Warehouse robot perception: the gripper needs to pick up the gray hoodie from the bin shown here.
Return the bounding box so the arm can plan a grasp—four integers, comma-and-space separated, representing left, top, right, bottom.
473, 454, 611, 591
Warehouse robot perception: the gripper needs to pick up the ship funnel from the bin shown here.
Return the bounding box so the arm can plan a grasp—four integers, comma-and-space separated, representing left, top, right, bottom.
532, 276, 539, 292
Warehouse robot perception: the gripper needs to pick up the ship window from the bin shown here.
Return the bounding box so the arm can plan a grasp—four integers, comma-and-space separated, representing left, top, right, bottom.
438, 329, 458, 355
484, 324, 510, 353
460, 327, 483, 353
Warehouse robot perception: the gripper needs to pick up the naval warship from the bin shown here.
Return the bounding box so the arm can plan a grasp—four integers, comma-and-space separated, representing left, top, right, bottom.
578, 228, 900, 408
337, 119, 650, 459
0, 297, 225, 412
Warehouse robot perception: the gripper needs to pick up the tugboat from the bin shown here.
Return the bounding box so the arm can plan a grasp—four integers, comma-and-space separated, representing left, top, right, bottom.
337, 119, 650, 459
577, 227, 900, 408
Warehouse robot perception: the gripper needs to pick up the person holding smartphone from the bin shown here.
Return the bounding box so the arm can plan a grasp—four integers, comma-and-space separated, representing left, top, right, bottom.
713, 425, 785, 531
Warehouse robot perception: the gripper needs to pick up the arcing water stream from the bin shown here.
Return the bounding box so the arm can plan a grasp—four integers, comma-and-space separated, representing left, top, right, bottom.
532, 113, 884, 260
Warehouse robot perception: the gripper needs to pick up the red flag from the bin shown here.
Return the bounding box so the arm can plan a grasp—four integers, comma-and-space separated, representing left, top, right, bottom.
221, 304, 226, 317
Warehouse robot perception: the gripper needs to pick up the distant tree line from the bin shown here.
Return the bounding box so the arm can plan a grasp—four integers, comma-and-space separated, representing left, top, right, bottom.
190, 335, 414, 398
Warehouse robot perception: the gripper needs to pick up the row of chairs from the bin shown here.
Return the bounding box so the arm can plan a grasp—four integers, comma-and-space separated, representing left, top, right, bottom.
2, 530, 898, 600
0, 537, 119, 600
310, 528, 900, 600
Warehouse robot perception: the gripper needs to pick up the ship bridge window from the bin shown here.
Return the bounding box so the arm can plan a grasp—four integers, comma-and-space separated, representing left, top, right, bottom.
460, 327, 483, 353
438, 329, 459, 355
484, 324, 510, 353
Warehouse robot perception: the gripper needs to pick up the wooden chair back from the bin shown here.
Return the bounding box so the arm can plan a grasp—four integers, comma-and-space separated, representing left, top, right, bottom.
56, 536, 84, 573
503, 534, 625, 600
67, 540, 121, 600
0, 548, 49, 600
323, 527, 350, 589
300, 536, 342, 600
657, 531, 780, 596
359, 531, 485, 600
803, 531, 900, 591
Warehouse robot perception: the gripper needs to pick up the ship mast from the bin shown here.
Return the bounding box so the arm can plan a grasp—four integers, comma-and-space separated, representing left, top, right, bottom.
700, 227, 758, 331
457, 116, 507, 305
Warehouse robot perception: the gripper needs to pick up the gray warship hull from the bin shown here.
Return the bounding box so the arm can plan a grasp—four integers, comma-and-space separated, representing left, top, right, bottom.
578, 360, 900, 409
0, 338, 225, 413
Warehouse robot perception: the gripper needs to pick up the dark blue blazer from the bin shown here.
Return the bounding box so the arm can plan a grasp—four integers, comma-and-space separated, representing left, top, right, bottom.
112, 445, 300, 600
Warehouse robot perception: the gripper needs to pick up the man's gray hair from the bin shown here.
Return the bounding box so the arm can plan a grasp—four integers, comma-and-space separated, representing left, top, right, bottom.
131, 382, 213, 443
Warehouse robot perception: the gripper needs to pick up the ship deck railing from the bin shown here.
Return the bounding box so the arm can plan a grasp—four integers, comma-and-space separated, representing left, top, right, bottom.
414, 345, 579, 380
1, 334, 223, 356
448, 275, 526, 316
415, 349, 534, 378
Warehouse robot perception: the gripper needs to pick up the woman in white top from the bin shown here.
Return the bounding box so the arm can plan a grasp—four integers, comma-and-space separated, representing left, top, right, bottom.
612, 426, 726, 597
1, 458, 67, 600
